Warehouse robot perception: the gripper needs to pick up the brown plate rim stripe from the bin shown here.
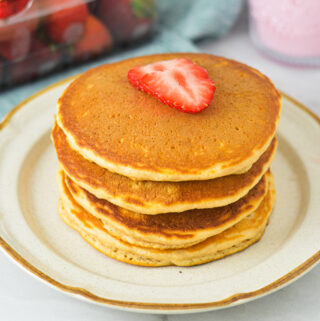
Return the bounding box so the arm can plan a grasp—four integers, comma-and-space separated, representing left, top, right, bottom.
0, 75, 319, 311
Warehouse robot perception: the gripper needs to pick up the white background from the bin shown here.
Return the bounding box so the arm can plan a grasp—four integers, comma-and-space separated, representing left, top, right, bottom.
0, 9, 319, 321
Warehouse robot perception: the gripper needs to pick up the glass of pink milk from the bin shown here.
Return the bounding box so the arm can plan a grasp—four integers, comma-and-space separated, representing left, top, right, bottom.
249, 0, 320, 66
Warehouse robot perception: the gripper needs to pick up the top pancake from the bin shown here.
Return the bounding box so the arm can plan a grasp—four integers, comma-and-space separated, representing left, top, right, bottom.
57, 53, 281, 181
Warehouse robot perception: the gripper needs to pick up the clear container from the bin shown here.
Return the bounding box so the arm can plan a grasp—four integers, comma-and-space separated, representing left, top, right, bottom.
249, 0, 320, 67
0, 0, 156, 88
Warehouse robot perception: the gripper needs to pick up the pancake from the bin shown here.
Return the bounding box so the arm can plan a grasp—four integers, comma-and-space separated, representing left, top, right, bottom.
52, 122, 277, 214
59, 169, 270, 249
56, 53, 281, 182
58, 172, 276, 266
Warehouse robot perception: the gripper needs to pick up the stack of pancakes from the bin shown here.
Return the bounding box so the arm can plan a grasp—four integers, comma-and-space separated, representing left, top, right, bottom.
52, 53, 281, 267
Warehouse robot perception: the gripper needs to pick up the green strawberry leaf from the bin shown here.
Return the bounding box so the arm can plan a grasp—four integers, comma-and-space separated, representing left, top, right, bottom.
131, 0, 156, 20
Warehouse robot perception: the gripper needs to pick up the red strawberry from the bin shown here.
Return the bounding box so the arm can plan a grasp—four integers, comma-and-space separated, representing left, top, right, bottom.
7, 37, 62, 85
14, 0, 29, 13
128, 58, 216, 113
0, 0, 38, 42
73, 15, 113, 61
30, 38, 62, 76
97, 0, 155, 43
0, 0, 30, 19
0, 27, 31, 61
7, 57, 36, 85
0, 1, 13, 18
43, 0, 88, 44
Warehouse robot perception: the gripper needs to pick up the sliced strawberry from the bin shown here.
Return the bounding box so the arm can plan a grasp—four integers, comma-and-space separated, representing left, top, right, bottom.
0, 1, 13, 19
73, 15, 113, 61
128, 58, 215, 113
43, 0, 88, 44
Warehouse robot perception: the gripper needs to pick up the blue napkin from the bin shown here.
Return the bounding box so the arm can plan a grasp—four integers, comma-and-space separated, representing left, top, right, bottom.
0, 0, 243, 119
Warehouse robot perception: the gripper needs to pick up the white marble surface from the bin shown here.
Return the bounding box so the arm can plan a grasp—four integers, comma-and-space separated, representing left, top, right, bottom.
0, 9, 319, 321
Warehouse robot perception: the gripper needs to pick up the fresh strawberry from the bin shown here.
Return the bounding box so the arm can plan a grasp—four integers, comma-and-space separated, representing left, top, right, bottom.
0, 0, 13, 18
0, 0, 30, 19
30, 38, 62, 76
43, 0, 88, 44
97, 0, 155, 43
7, 56, 36, 85
14, 0, 29, 13
0, 27, 31, 61
128, 58, 216, 113
73, 15, 113, 61
7, 37, 62, 85
0, 0, 38, 42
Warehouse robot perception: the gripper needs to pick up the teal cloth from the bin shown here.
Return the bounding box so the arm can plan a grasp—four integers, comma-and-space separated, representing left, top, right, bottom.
0, 0, 243, 119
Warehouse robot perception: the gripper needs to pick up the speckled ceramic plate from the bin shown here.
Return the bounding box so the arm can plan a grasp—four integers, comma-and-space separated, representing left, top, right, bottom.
0, 78, 319, 314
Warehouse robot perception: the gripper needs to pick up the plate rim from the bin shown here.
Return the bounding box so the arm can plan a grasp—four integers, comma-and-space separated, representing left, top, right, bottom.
0, 76, 319, 312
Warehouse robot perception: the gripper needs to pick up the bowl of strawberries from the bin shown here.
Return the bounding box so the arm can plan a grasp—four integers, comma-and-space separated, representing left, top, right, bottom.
0, 0, 156, 87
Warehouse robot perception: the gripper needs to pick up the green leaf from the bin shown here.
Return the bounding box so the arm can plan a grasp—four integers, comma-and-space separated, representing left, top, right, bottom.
131, 0, 156, 20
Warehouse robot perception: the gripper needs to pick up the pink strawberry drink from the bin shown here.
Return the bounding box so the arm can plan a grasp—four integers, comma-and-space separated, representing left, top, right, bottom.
249, 0, 320, 57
